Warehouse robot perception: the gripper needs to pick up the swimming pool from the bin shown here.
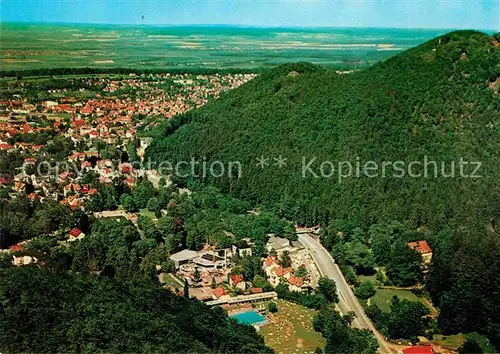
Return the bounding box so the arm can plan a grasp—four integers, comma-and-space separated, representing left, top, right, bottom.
230, 310, 267, 325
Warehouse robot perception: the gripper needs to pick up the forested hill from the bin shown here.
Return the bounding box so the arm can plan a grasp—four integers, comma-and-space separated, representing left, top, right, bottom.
0, 267, 272, 353
147, 30, 500, 231
147, 31, 500, 347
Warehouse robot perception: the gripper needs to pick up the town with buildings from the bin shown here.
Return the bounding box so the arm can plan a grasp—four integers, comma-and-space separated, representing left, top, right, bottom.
166, 234, 322, 306
0, 72, 255, 210
1, 69, 479, 354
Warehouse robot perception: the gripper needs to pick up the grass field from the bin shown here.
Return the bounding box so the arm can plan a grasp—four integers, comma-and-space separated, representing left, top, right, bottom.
357, 274, 378, 284
139, 208, 156, 219
162, 273, 183, 289
260, 300, 325, 354
0, 23, 449, 71
368, 289, 430, 313
433, 332, 497, 352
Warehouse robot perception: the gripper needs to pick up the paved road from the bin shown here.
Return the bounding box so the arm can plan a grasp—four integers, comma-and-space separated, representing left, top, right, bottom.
298, 233, 392, 354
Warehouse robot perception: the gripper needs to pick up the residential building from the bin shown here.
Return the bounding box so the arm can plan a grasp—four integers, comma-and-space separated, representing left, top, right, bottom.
407, 240, 433, 266
230, 274, 246, 291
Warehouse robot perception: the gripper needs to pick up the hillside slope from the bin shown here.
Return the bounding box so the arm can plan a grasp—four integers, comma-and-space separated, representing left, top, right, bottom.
146, 31, 500, 346
0, 267, 272, 353
147, 30, 500, 231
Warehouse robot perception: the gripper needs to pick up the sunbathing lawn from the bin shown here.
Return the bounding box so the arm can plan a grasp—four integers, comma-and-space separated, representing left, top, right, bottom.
433, 333, 496, 352
368, 289, 430, 313
260, 300, 325, 354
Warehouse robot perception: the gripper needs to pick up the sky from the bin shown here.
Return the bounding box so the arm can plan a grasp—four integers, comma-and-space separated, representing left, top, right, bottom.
1, 0, 499, 30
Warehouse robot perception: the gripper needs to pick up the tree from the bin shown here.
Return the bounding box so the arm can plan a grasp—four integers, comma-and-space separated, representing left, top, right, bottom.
0, 188, 9, 199
386, 242, 423, 287
268, 302, 278, 313
313, 306, 378, 354
342, 241, 375, 274
193, 267, 200, 283
0, 227, 12, 249
211, 277, 217, 289
386, 296, 430, 340
157, 261, 173, 274
183, 278, 190, 298
120, 193, 137, 212
100, 146, 118, 160
458, 339, 483, 354
147, 197, 160, 212
133, 180, 155, 209
355, 281, 376, 300
0, 266, 273, 353
253, 274, 272, 291
369, 224, 394, 265
295, 266, 308, 277
280, 250, 292, 268
365, 304, 389, 334
317, 277, 338, 303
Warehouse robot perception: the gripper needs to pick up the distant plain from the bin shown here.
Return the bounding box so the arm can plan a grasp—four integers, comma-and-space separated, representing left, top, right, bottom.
1, 23, 449, 71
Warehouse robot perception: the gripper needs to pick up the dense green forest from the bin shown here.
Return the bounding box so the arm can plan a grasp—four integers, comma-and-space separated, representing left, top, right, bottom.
0, 184, 371, 353
146, 31, 500, 347
0, 185, 290, 353
0, 267, 271, 353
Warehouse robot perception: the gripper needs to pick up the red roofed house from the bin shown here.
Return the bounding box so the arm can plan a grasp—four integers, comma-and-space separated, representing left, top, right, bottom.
408, 240, 433, 266
80, 106, 93, 115
268, 266, 293, 287
9, 243, 23, 252
57, 104, 76, 113
263, 255, 277, 268
251, 287, 263, 294
263, 255, 279, 281
212, 286, 228, 300
230, 274, 246, 291
402, 346, 434, 354
59, 171, 73, 182
73, 119, 86, 128
28, 192, 40, 201
24, 157, 36, 165
68, 228, 85, 242
287, 275, 305, 292
0, 143, 14, 151
275, 266, 293, 278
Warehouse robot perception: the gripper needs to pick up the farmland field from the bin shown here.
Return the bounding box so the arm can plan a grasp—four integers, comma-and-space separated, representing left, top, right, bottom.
1, 23, 449, 71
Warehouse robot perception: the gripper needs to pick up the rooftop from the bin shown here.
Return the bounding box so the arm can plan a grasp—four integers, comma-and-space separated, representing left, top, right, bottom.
230, 274, 244, 285
402, 346, 434, 354
267, 236, 290, 250
169, 249, 198, 262
407, 240, 432, 254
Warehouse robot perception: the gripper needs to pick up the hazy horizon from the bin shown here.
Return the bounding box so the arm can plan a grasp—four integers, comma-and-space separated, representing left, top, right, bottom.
2, 21, 495, 32
2, 0, 499, 31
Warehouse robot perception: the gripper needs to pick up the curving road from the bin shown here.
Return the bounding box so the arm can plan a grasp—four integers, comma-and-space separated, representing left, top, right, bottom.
298, 233, 392, 354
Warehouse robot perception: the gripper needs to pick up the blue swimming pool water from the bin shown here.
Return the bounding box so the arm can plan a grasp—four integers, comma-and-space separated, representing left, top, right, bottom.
230, 310, 266, 325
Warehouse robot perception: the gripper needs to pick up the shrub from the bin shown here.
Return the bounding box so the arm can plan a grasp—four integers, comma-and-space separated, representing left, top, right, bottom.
355, 281, 376, 300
